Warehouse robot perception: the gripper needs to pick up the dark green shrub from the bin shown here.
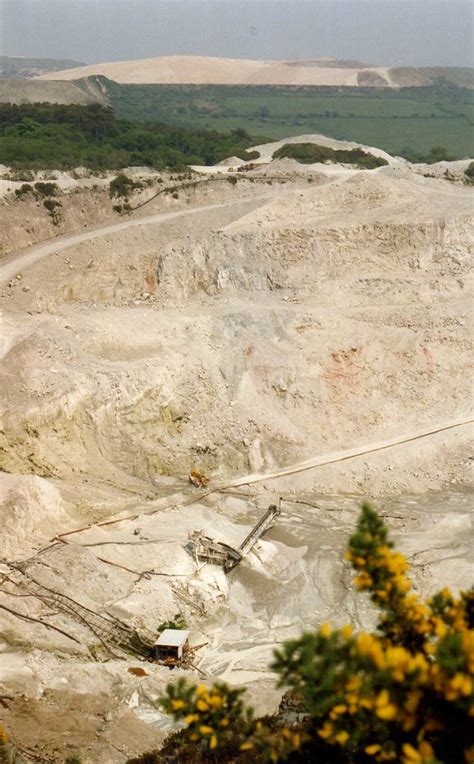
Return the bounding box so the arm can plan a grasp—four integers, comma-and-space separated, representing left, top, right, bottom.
43, 198, 62, 225
109, 173, 139, 199
157, 613, 187, 633
34, 181, 59, 196
43, 198, 61, 212
273, 143, 388, 169
15, 183, 35, 198
464, 161, 474, 181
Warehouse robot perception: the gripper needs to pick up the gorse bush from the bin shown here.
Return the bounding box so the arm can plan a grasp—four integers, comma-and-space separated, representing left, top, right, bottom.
157, 504, 473, 763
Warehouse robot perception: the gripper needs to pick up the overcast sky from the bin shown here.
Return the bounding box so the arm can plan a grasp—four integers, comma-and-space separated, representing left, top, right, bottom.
1, 0, 473, 67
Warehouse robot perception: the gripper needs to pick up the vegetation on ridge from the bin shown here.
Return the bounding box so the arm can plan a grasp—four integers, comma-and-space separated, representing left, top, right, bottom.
272, 143, 388, 169
102, 80, 474, 159
134, 505, 473, 763
0, 103, 266, 171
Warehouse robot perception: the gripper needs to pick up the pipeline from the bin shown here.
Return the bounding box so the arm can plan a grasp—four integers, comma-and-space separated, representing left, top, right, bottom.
56, 416, 472, 540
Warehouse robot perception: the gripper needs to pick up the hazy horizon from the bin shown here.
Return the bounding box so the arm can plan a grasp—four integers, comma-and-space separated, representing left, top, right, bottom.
1, 0, 473, 69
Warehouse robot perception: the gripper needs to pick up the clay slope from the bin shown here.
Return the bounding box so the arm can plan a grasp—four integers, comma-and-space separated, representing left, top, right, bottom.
1, 170, 472, 496
37, 55, 474, 88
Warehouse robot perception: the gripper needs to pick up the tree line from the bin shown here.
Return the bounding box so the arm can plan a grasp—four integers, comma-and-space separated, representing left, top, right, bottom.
0, 103, 264, 171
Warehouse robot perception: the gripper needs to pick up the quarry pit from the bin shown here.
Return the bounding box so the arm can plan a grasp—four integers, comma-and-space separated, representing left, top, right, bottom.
0, 145, 472, 762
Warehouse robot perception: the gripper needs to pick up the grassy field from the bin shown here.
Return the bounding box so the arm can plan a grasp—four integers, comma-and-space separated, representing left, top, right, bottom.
104, 81, 474, 159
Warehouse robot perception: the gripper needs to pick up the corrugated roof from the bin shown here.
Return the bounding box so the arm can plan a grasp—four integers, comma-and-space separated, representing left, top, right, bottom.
154, 629, 190, 647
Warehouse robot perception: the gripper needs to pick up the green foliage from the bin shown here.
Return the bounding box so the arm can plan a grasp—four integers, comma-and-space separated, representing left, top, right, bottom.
7, 169, 34, 182
43, 198, 61, 212
109, 173, 141, 199
0, 103, 265, 171
400, 145, 454, 163
157, 613, 187, 633
34, 181, 59, 196
273, 143, 388, 169
14, 183, 35, 199
160, 678, 254, 753
104, 81, 474, 159
43, 198, 62, 225
464, 161, 474, 180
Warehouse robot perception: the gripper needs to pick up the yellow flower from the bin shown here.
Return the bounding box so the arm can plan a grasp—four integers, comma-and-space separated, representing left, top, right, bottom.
219, 718, 229, 727
450, 672, 472, 697
208, 694, 224, 708
292, 732, 301, 748
407, 653, 429, 677
346, 676, 362, 692
240, 742, 254, 751
401, 742, 433, 764
199, 725, 214, 735
184, 714, 199, 724
355, 572, 373, 589
365, 744, 381, 755
171, 699, 185, 710
342, 624, 353, 639
335, 730, 349, 745
404, 690, 421, 711
386, 646, 410, 671
376, 703, 397, 720
210, 734, 218, 749
434, 618, 448, 638
320, 623, 332, 638
419, 741, 434, 760
356, 632, 376, 656
196, 699, 209, 712
402, 743, 422, 763
375, 690, 397, 720
196, 684, 207, 696
317, 721, 333, 739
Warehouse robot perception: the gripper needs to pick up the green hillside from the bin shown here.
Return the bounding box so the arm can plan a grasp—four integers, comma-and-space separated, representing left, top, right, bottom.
103, 80, 474, 159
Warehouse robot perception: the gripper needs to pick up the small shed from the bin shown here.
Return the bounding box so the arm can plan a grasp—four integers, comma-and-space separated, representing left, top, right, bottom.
153, 629, 190, 662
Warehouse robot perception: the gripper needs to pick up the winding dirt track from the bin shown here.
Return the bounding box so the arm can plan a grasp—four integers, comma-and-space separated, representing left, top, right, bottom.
0, 194, 272, 285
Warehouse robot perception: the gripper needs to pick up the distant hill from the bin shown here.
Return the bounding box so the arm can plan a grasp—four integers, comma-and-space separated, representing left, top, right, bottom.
0, 77, 108, 106
37, 55, 474, 89
0, 56, 85, 79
